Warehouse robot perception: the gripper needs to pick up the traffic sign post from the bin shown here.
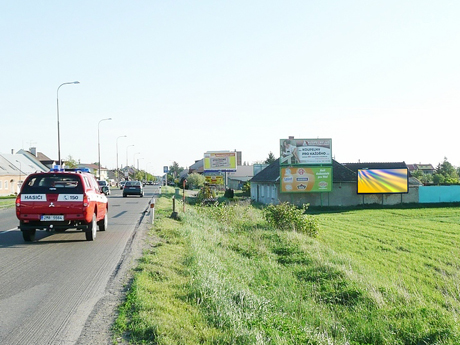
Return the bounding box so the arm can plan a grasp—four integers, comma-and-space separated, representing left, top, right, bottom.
149, 198, 155, 224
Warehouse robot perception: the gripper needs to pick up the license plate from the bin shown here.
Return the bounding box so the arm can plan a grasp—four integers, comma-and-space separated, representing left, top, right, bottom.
41, 215, 65, 221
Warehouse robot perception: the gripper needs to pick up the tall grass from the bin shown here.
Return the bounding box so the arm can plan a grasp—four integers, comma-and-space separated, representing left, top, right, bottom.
114, 199, 460, 344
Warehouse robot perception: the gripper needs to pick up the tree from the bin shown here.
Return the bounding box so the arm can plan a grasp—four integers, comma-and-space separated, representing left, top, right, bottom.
433, 157, 459, 185
264, 151, 276, 164
169, 161, 184, 178
186, 173, 205, 189
135, 171, 144, 181
64, 155, 78, 169
411, 169, 423, 179
242, 181, 251, 196
419, 173, 433, 185
433, 173, 447, 185
412, 169, 433, 185
436, 157, 458, 178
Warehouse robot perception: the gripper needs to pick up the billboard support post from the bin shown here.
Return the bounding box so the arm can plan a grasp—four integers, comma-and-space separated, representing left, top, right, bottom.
183, 179, 186, 212
279, 138, 333, 195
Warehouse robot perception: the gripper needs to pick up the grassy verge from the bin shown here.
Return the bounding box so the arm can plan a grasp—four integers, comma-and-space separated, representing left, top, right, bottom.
0, 196, 16, 209
114, 196, 460, 344
113, 194, 224, 344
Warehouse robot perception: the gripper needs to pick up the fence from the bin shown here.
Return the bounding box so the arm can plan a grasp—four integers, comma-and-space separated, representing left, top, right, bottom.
418, 185, 460, 203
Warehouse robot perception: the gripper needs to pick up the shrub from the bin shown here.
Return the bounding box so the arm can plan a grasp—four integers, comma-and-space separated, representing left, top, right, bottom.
264, 202, 319, 237
224, 188, 234, 199
242, 181, 251, 196
196, 185, 217, 204
186, 172, 206, 189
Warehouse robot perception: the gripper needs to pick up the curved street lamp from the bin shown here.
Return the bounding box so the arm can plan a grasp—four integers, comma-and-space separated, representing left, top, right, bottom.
116, 135, 127, 186
97, 117, 112, 179
133, 152, 140, 168
137, 157, 144, 171
126, 145, 135, 180
146, 162, 153, 182
57, 81, 80, 167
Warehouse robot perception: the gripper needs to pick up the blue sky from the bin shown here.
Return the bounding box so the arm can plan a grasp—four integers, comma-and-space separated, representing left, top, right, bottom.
1, 1, 459, 175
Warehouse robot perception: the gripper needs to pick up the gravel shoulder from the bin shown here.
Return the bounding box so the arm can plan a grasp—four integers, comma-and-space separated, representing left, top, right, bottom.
76, 211, 155, 345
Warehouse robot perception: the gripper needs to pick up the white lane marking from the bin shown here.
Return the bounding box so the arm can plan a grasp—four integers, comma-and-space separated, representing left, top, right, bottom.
0, 228, 18, 234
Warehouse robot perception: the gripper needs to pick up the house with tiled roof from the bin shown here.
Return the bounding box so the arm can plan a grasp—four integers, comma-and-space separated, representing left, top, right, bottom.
227, 165, 254, 190
407, 163, 435, 175
250, 159, 420, 207
0, 152, 49, 196
77, 163, 108, 180
17, 148, 56, 169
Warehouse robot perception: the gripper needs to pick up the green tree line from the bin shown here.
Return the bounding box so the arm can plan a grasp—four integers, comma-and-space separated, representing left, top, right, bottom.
412, 157, 460, 185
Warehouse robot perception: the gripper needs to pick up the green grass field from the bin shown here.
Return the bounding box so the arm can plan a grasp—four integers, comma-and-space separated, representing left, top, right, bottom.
114, 196, 460, 344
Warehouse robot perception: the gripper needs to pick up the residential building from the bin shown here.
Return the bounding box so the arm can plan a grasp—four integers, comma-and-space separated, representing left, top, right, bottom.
407, 163, 435, 175
77, 164, 108, 180
227, 165, 254, 190
250, 159, 420, 207
0, 152, 48, 196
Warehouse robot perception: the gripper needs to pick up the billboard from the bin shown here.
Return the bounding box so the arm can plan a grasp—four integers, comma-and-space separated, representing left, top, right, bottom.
204, 151, 237, 172
357, 168, 409, 194
280, 138, 332, 165
205, 175, 224, 185
280, 166, 332, 193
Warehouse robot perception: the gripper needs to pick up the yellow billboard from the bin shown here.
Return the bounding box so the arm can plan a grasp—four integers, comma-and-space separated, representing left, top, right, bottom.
204, 151, 237, 172
205, 175, 224, 185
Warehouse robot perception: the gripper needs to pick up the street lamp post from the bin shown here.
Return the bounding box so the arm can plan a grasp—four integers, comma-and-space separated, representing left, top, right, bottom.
137, 158, 144, 182
146, 162, 152, 182
97, 117, 112, 179
116, 135, 127, 186
57, 81, 80, 167
126, 145, 135, 180
137, 157, 144, 171
133, 152, 140, 168
133, 152, 140, 179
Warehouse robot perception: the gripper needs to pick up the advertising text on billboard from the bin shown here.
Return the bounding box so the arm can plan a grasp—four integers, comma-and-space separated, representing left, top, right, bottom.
280, 139, 332, 165
280, 166, 332, 193
204, 151, 237, 172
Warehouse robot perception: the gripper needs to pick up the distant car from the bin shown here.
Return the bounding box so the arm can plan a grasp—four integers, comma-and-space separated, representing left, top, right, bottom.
119, 181, 126, 190
16, 168, 108, 242
123, 180, 144, 197
97, 180, 111, 195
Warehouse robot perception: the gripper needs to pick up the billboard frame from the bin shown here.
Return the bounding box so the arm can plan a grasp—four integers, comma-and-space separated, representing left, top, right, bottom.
203, 151, 237, 172
280, 138, 332, 166
280, 165, 333, 193
357, 168, 409, 194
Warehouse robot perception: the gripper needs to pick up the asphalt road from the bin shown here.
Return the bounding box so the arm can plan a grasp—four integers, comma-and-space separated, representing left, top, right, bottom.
0, 186, 155, 345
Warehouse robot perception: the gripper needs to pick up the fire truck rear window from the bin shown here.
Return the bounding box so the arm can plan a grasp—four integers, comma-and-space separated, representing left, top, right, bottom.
22, 175, 84, 194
